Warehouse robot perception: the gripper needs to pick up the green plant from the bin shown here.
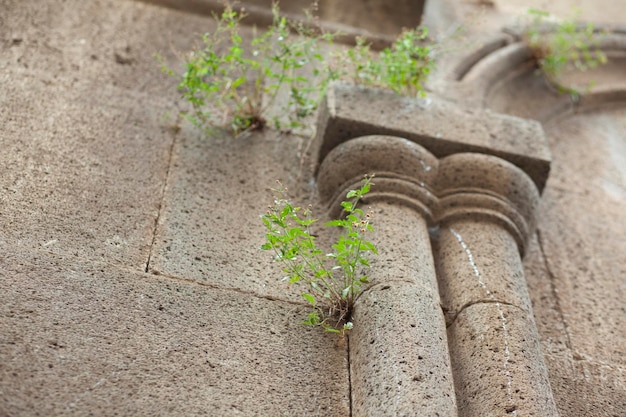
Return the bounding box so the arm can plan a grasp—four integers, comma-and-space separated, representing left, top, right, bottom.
523, 8, 607, 96
340, 27, 435, 97
162, 4, 434, 135
163, 2, 440, 137
163, 4, 338, 136
261, 176, 377, 335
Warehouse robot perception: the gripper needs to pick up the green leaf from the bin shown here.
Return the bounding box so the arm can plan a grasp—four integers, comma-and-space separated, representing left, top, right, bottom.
287, 227, 304, 238
360, 240, 377, 252
301, 293, 316, 305
301, 311, 321, 326
280, 206, 292, 219
262, 176, 378, 336
231, 77, 245, 89
324, 219, 345, 227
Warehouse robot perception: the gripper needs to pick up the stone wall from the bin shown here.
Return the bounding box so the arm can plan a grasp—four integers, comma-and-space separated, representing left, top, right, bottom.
0, 0, 624, 416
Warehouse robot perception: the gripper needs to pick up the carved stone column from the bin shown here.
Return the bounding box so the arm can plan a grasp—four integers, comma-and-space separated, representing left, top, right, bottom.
433, 153, 559, 417
317, 135, 458, 417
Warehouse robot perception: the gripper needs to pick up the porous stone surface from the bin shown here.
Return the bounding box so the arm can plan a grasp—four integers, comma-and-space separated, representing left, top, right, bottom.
314, 83, 551, 191
537, 108, 626, 366
0, 248, 349, 416
522, 235, 571, 356
543, 353, 626, 417
436, 152, 540, 252
433, 217, 559, 416
365, 203, 439, 290
316, 135, 438, 218
318, 144, 456, 416
0, 73, 174, 269
148, 126, 307, 300
0, 1, 349, 415
0, 0, 215, 269
447, 303, 559, 417
351, 282, 457, 417
434, 221, 534, 319
505, 102, 626, 416
429, 150, 557, 415
2, 0, 625, 415
471, 27, 626, 415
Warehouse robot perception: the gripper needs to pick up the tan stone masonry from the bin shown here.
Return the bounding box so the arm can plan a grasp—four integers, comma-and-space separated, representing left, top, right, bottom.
315, 87, 558, 415
434, 154, 557, 416
1, 1, 624, 415
318, 136, 457, 416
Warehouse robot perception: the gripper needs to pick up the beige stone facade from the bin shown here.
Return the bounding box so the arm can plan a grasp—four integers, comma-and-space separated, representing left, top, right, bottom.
1, 0, 624, 416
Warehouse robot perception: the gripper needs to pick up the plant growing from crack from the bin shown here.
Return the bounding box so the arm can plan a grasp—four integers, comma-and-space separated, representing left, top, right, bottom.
161, 3, 339, 136
162, 1, 439, 137
261, 176, 377, 335
339, 27, 435, 98
522, 8, 608, 97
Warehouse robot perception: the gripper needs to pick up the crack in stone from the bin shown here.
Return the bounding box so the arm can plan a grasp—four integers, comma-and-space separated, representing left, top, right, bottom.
346, 335, 354, 417
443, 298, 519, 328
146, 269, 307, 307
144, 126, 178, 273
449, 227, 518, 417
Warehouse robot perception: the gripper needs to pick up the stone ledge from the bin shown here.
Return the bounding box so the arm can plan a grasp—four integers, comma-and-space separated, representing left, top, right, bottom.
315, 83, 552, 192
136, 0, 406, 48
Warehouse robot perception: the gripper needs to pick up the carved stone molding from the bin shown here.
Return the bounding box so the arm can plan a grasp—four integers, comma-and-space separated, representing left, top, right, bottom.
452, 32, 626, 122
317, 135, 438, 221
318, 136, 457, 416
316, 129, 557, 416
433, 153, 557, 417
314, 82, 552, 192
436, 152, 539, 255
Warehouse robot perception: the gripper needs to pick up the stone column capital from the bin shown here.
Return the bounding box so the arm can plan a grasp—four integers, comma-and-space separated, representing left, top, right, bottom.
317, 135, 439, 222
435, 152, 540, 255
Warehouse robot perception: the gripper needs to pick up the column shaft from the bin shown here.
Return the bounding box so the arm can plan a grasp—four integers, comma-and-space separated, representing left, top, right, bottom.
350, 203, 457, 417
435, 220, 558, 417
317, 136, 458, 417
434, 153, 559, 417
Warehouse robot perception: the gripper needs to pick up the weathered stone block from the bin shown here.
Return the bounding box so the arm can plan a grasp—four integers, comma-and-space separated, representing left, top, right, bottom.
0, 248, 350, 416
315, 83, 551, 191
